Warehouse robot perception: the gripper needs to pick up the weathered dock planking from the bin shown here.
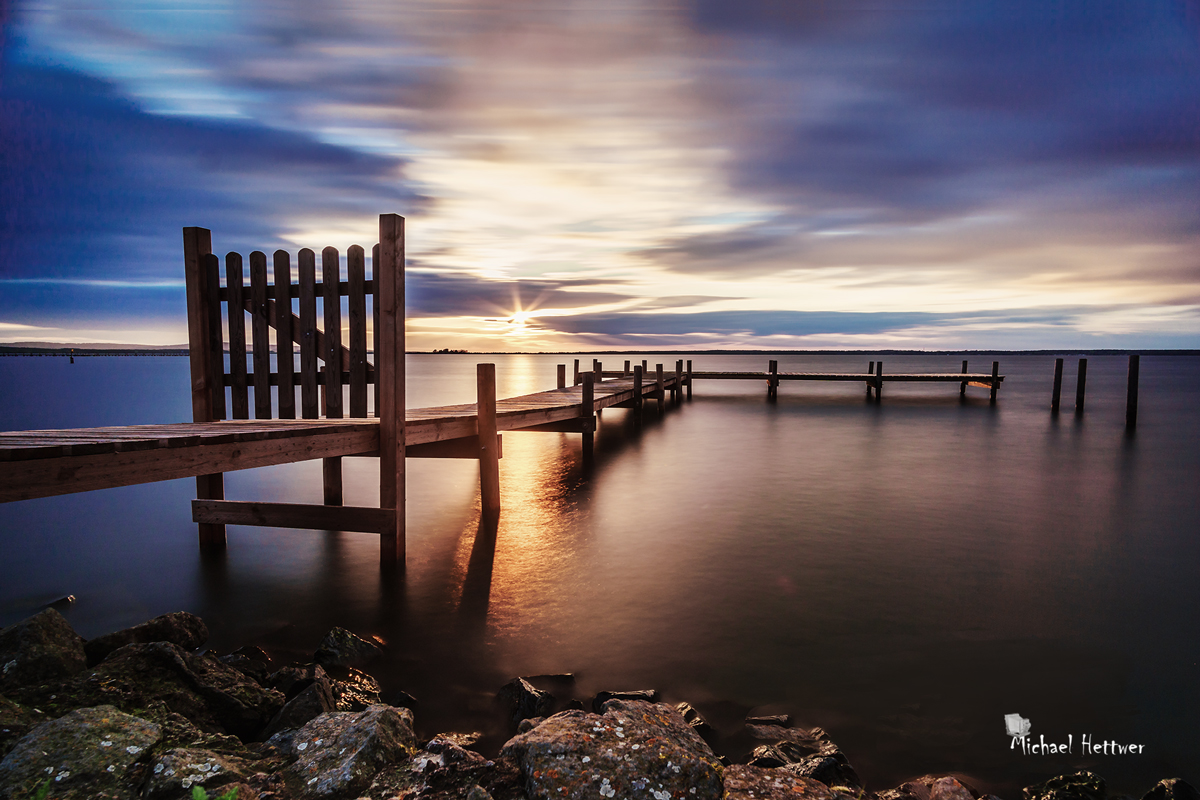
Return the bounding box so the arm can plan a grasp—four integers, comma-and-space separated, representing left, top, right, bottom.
0, 213, 1003, 566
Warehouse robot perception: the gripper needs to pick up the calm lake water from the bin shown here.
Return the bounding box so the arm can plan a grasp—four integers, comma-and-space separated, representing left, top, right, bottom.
1, 352, 1198, 795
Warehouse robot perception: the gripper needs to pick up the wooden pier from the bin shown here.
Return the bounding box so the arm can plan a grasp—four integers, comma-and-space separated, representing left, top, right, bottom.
0, 214, 1003, 566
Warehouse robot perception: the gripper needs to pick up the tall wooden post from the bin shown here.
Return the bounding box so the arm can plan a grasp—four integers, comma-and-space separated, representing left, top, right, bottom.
867, 361, 875, 400
633, 365, 643, 411
1075, 358, 1088, 414
1051, 358, 1064, 413
581, 373, 595, 463
686, 359, 693, 399
990, 361, 1000, 404
768, 360, 778, 401
183, 227, 226, 548
557, 364, 566, 389
593, 359, 603, 386
274, 250, 296, 420
655, 364, 665, 412
1126, 354, 1140, 430
875, 361, 883, 403
642, 359, 648, 373
674, 359, 683, 404
573, 359, 580, 385
378, 214, 406, 565
960, 360, 968, 398
477, 363, 500, 521
624, 360, 631, 376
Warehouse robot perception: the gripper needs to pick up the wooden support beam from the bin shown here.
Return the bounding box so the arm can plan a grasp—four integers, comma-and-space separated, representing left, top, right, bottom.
867, 361, 875, 400
624, 360, 630, 376
557, 364, 566, 389
581, 372, 595, 462
1126, 354, 1140, 430
478, 363, 501, 521
1075, 358, 1088, 414
1051, 357, 1064, 413
686, 359, 692, 399
960, 360, 968, 398
573, 359, 580, 385
192, 499, 393, 534
875, 361, 883, 403
378, 214, 406, 565
655, 364, 664, 412
768, 359, 778, 401
990, 361, 1000, 404
633, 365, 643, 411
183, 227, 226, 548
407, 434, 502, 457
322, 246, 344, 507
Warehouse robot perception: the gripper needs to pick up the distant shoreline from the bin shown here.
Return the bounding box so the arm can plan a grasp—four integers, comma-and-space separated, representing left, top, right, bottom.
4, 344, 1199, 358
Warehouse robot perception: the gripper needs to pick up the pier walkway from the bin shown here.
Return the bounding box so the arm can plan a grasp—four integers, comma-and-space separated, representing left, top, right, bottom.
0, 214, 1001, 565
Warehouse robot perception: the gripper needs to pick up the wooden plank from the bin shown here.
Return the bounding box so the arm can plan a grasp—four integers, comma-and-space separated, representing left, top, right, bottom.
378, 214, 406, 564
226, 252, 249, 419
322, 246, 344, 420
348, 245, 368, 418
298, 248, 319, 419
192, 499, 393, 534
249, 251, 272, 420
478, 363, 501, 520
204, 254, 226, 422
373, 243, 381, 419
0, 425, 378, 503
274, 250, 296, 419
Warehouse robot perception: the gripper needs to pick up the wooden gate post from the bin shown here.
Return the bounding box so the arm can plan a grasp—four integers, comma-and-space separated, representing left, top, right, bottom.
477, 363, 501, 521
378, 214, 406, 565
183, 227, 226, 549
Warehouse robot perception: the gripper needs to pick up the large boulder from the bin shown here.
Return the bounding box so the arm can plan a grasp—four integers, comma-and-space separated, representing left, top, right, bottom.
497, 678, 554, 728
261, 678, 338, 739
0, 705, 161, 800
0, 609, 86, 692
19, 642, 284, 740
272, 704, 416, 799
501, 699, 724, 800
1143, 780, 1200, 800
84, 611, 208, 666
723, 764, 837, 800
0, 696, 44, 760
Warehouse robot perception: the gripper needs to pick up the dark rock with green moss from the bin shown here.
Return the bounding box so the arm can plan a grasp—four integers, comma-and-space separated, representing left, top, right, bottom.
0, 705, 160, 800
15, 641, 284, 741
0, 609, 86, 694
501, 699, 724, 800
83, 611, 208, 667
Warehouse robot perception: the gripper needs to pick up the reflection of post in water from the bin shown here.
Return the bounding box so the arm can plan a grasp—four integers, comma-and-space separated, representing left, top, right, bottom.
197, 545, 230, 612
457, 515, 499, 635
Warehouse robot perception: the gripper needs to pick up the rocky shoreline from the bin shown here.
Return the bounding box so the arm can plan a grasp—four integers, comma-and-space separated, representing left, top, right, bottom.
0, 609, 1194, 800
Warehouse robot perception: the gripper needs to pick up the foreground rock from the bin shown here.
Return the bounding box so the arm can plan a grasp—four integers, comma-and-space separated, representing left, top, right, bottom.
501, 699, 723, 800
723, 764, 838, 800
84, 611, 209, 666
314, 627, 384, 670
1143, 780, 1200, 800
0, 696, 44, 760
18, 641, 284, 740
0, 705, 160, 800
497, 678, 554, 728
269, 704, 416, 798
1024, 772, 1105, 800
0, 609, 86, 693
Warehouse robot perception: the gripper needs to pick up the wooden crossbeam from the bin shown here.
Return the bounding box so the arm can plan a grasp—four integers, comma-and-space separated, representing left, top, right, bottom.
192, 499, 393, 534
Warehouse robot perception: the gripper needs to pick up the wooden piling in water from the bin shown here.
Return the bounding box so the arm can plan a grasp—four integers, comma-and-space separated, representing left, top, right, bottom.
642, 359, 648, 374
655, 364, 665, 412
633, 365, 643, 411
768, 360, 778, 400
183, 227, 226, 548
1126, 354, 1140, 430
960, 360, 968, 398
686, 359, 693, 399
377, 213, 406, 565
1075, 358, 1088, 414
581, 372, 595, 461
875, 361, 883, 402
557, 364, 566, 389
593, 359, 603, 387
624, 360, 630, 376
675, 359, 683, 404
573, 359, 580, 386
990, 361, 1000, 404
477, 363, 500, 520
1051, 358, 1064, 413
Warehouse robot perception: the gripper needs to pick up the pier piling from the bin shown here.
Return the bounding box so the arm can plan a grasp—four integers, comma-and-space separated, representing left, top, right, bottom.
768, 360, 778, 401
581, 373, 595, 462
875, 361, 883, 403
557, 364, 566, 389
960, 360, 968, 398
477, 363, 500, 521
1051, 358, 1064, 413
656, 364, 665, 412
1126, 354, 1140, 430
686, 359, 693, 399
990, 361, 1000, 404
633, 365, 643, 411
1075, 358, 1088, 415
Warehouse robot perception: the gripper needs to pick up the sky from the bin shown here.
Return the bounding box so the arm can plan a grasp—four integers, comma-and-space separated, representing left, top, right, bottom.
2, 0, 1199, 350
